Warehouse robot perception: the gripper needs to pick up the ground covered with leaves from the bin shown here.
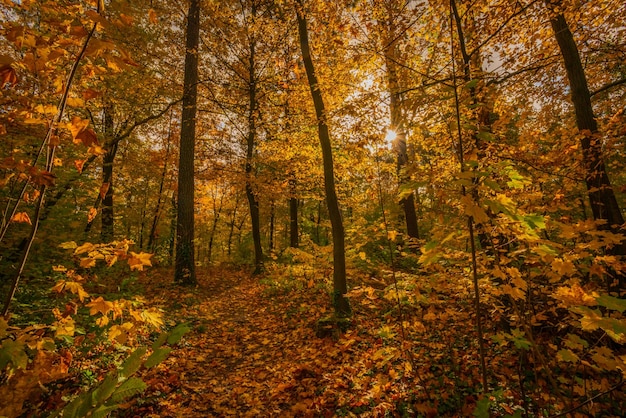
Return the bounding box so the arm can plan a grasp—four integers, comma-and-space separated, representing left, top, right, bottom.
111, 262, 623, 418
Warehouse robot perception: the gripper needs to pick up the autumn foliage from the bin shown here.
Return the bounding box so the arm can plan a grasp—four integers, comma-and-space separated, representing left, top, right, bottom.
1, 0, 626, 416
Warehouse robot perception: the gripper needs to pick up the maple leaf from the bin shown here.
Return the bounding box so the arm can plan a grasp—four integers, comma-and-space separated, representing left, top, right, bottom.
69, 116, 90, 140
0, 63, 18, 88
54, 317, 75, 338
11, 212, 31, 224
128, 252, 152, 271
75, 128, 98, 147
86, 296, 114, 316
553, 285, 597, 307
87, 207, 98, 223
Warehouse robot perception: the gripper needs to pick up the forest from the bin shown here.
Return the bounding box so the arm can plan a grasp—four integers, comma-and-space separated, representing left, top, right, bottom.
1, 0, 625, 416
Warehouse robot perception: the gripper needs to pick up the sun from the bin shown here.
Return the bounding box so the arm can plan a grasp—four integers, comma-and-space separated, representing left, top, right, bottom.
384, 129, 397, 147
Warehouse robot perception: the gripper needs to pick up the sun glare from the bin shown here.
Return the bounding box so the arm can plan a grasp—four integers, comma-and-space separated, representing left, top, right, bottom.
384, 129, 397, 145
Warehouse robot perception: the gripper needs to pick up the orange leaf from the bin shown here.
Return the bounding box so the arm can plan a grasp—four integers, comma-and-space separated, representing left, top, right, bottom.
11, 212, 31, 224
0, 65, 18, 88
74, 159, 86, 173
149, 9, 158, 24
99, 182, 110, 199
82, 88, 101, 101
87, 207, 98, 223
85, 296, 114, 316
75, 128, 98, 147
69, 116, 90, 140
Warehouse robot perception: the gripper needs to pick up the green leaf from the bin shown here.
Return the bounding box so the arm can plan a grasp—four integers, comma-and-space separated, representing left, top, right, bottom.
109, 377, 147, 403
473, 396, 490, 418
557, 348, 580, 363
523, 214, 546, 230
151, 331, 168, 350
145, 347, 172, 368
464, 79, 479, 89
119, 347, 146, 379
92, 373, 117, 405
476, 130, 495, 142
167, 323, 191, 345
90, 405, 119, 418
0, 339, 28, 370
596, 295, 626, 313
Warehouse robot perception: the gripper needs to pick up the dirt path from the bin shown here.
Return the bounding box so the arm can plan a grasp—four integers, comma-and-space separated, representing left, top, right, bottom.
137, 268, 349, 417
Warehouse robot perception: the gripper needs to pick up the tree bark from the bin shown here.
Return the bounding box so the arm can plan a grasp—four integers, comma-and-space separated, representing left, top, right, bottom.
245, 21, 264, 274
175, 0, 200, 285
548, 7, 626, 288
148, 113, 173, 252
296, 2, 350, 317
381, 12, 420, 242
289, 177, 299, 248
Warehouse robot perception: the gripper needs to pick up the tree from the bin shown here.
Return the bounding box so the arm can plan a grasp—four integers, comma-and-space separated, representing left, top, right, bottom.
175, 0, 200, 285
378, 0, 420, 243
296, 0, 350, 316
547, 2, 626, 268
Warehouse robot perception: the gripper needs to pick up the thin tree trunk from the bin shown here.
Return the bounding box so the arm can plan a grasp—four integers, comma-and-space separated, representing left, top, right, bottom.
296, 2, 350, 316
168, 192, 176, 265
450, 0, 492, 251
100, 143, 117, 242
208, 187, 224, 263
381, 12, 420, 242
175, 0, 200, 285
227, 194, 240, 258
269, 199, 275, 252
148, 112, 173, 252
289, 178, 299, 248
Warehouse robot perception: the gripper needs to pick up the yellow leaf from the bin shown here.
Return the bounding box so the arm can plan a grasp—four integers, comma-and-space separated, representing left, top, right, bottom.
65, 281, 89, 302
66, 97, 84, 107
74, 242, 95, 255
553, 284, 597, 307
54, 317, 75, 338
96, 316, 109, 327
79, 257, 96, 268
460, 195, 489, 223
140, 308, 163, 328
359, 251, 367, 261
85, 296, 114, 316
128, 252, 152, 271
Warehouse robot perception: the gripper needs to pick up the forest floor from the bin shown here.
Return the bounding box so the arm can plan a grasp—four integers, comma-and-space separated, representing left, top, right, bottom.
122, 265, 493, 417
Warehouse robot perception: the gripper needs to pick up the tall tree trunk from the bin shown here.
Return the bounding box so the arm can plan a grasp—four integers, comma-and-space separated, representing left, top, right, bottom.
175, 0, 200, 285
381, 12, 420, 243
289, 177, 299, 248
296, 2, 350, 316
548, 6, 626, 287
245, 4, 264, 275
